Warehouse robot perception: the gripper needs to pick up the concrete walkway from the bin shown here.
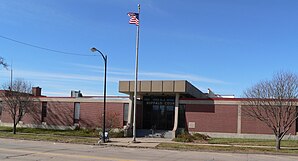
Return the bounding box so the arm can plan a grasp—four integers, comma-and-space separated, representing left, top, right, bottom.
102, 137, 172, 148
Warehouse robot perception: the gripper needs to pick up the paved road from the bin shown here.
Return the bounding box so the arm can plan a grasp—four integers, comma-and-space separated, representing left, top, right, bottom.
0, 138, 297, 161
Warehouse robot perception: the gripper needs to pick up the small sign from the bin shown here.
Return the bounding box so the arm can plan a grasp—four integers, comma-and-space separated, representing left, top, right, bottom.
143, 96, 175, 106
188, 122, 195, 129
144, 101, 175, 105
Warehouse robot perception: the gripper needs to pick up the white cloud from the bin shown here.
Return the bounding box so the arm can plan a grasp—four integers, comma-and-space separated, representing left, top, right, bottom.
3, 68, 228, 86
15, 70, 100, 81
69, 63, 227, 84
0, 65, 229, 96
69, 63, 134, 76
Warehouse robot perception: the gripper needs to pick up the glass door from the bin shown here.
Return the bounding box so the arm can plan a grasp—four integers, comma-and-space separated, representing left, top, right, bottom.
143, 96, 175, 130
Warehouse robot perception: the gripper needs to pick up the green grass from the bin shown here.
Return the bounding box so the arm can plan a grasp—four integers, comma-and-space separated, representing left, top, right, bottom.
0, 126, 100, 137
170, 132, 298, 154
0, 126, 101, 144
0, 126, 125, 144
208, 138, 298, 147
0, 132, 98, 144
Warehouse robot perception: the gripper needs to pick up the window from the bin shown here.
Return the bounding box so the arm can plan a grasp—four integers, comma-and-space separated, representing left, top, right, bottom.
0, 101, 2, 117
123, 103, 129, 125
296, 106, 298, 133
74, 102, 80, 124
41, 102, 47, 122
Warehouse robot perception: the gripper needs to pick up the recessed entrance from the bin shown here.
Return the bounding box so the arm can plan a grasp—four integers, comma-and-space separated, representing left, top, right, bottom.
142, 96, 175, 130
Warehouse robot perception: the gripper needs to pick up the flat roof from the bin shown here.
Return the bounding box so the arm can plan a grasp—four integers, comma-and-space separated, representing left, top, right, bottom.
119, 80, 206, 98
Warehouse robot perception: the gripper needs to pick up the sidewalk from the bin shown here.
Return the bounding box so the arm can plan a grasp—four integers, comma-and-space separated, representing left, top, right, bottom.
102, 137, 172, 148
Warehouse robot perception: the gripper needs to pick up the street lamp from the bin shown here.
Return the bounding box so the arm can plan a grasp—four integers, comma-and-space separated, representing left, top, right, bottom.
90, 47, 107, 143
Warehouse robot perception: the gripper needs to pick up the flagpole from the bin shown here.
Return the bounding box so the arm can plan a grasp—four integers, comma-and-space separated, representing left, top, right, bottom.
132, 4, 140, 142
10, 60, 13, 91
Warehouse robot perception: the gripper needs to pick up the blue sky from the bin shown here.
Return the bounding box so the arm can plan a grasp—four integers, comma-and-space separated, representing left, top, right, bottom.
1, 0, 298, 97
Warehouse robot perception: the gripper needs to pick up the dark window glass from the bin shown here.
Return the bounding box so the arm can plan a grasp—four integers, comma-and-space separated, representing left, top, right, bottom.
166, 106, 174, 111
123, 103, 129, 125
296, 106, 298, 132
41, 102, 47, 122
74, 102, 80, 124
153, 105, 159, 111
0, 101, 2, 116
143, 96, 175, 130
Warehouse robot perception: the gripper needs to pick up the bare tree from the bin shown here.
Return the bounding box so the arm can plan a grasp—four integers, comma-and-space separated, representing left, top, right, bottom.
0, 56, 8, 69
99, 112, 121, 131
243, 72, 298, 150
1, 79, 38, 134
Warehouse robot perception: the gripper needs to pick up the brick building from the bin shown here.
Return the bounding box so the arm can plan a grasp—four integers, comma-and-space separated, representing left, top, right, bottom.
0, 80, 297, 139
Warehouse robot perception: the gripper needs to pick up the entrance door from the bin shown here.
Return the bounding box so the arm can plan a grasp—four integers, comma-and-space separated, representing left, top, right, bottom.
143, 96, 175, 130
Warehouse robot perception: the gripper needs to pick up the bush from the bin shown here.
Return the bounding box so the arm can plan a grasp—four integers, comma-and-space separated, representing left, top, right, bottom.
109, 130, 124, 138
192, 133, 210, 141
173, 132, 195, 142
173, 132, 211, 143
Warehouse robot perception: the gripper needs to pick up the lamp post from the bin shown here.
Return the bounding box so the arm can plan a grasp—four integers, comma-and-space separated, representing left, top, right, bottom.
90, 47, 107, 143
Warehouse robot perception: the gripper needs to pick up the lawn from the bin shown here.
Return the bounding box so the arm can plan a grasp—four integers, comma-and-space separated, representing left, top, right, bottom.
0, 132, 98, 144
0, 126, 100, 144
208, 138, 298, 147
157, 142, 298, 154
0, 126, 99, 137
0, 126, 125, 144
168, 133, 298, 154
1, 126, 298, 154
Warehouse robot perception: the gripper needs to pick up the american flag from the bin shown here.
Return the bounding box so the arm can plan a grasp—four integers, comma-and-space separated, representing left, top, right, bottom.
128, 12, 139, 26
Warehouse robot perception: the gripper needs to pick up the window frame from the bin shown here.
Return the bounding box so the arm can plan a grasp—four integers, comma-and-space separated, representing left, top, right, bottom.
123, 103, 129, 125
74, 102, 80, 124
41, 102, 47, 123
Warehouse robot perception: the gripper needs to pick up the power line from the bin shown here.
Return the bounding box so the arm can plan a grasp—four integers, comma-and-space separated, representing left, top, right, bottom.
0, 35, 96, 57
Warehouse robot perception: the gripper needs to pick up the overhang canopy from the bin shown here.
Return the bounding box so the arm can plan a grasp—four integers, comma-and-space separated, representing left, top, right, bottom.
119, 80, 206, 98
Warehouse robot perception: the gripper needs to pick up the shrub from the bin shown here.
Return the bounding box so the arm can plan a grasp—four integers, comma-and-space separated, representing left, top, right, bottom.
109, 130, 124, 138
192, 133, 210, 141
173, 132, 195, 142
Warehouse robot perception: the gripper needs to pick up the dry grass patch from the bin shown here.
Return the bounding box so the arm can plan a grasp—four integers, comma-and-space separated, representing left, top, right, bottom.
157, 143, 298, 154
